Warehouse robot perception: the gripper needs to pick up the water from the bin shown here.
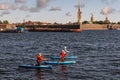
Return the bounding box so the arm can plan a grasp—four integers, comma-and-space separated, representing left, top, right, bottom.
0, 30, 120, 80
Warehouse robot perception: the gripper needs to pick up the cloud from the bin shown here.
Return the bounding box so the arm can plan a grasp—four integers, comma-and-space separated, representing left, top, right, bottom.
29, 8, 40, 12
66, 12, 71, 16
0, 0, 53, 13
100, 6, 116, 15
26, 15, 30, 18
49, 6, 61, 11
101, 0, 118, 4
74, 4, 85, 8
101, 0, 106, 3
11, 4, 18, 10
19, 5, 29, 11
15, 0, 26, 3
0, 3, 9, 10
30, 0, 52, 12
0, 15, 3, 17
2, 11, 10, 15
36, 0, 51, 8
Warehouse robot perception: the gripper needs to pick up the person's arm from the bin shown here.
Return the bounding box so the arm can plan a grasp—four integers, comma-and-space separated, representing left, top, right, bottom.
41, 56, 46, 60
64, 48, 69, 52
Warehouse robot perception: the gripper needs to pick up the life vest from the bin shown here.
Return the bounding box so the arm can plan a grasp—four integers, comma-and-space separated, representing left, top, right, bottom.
60, 50, 66, 59
37, 55, 45, 62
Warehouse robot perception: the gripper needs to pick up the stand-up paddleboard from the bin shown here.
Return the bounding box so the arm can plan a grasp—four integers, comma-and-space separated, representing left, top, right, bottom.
50, 56, 78, 59
19, 64, 52, 69
45, 61, 76, 65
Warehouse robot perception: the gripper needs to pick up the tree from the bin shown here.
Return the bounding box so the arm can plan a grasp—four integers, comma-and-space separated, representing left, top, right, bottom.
73, 22, 78, 24
118, 22, 120, 24
3, 20, 9, 24
37, 22, 42, 25
93, 21, 105, 24
21, 23, 25, 28
0, 20, 2, 24
54, 22, 58, 25
82, 21, 89, 24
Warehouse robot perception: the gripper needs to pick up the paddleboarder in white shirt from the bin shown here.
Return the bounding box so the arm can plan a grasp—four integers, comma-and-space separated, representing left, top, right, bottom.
60, 46, 69, 61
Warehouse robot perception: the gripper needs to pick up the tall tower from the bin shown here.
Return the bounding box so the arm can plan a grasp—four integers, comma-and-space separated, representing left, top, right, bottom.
90, 13, 94, 23
77, 0, 82, 24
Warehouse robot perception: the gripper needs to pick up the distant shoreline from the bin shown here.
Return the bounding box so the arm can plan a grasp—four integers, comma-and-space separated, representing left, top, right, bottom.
0, 24, 120, 33
81, 24, 120, 30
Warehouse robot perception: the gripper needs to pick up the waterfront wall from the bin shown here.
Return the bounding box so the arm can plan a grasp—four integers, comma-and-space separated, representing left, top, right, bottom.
112, 24, 120, 30
1, 24, 120, 32
0, 24, 16, 31
25, 24, 80, 29
24, 24, 120, 31
81, 24, 108, 30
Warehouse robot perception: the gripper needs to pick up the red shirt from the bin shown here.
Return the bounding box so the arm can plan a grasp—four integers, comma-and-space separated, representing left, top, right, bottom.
60, 50, 66, 59
37, 55, 45, 62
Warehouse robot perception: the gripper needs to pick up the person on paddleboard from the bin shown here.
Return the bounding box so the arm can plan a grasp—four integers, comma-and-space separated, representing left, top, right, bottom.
37, 53, 46, 66
60, 46, 69, 61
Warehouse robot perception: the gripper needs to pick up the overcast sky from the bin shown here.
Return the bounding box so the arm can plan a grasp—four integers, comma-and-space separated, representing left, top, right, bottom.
0, 0, 120, 23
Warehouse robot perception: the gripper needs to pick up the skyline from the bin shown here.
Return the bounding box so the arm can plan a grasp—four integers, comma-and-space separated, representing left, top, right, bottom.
0, 0, 120, 24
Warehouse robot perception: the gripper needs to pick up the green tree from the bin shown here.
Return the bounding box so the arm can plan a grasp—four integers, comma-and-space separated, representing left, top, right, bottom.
37, 22, 42, 25
3, 20, 9, 24
118, 22, 120, 24
21, 23, 25, 28
93, 21, 105, 24
82, 21, 89, 24
54, 22, 58, 25
0, 20, 2, 24
73, 22, 78, 24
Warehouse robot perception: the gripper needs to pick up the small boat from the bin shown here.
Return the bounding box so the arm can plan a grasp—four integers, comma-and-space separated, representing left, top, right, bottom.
45, 61, 76, 65
19, 64, 52, 69
50, 56, 78, 59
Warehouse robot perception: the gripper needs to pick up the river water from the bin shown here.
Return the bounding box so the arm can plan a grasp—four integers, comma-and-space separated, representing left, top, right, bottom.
0, 30, 120, 80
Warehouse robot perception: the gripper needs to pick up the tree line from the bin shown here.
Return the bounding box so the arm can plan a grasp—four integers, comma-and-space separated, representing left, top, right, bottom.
0, 20, 120, 25
82, 20, 120, 24
0, 20, 9, 24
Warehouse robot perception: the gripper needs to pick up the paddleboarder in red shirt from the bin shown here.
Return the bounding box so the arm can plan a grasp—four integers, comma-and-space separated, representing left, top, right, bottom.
37, 53, 46, 66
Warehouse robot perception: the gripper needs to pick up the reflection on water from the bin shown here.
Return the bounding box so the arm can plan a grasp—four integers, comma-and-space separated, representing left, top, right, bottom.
61, 65, 67, 73
60, 65, 68, 80
36, 70, 45, 80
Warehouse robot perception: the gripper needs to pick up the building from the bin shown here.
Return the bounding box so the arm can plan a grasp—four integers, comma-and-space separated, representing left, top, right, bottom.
104, 16, 110, 24
0, 24, 16, 31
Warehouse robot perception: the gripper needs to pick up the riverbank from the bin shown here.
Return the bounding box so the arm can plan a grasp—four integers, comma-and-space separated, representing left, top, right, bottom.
0, 24, 120, 33
81, 24, 107, 30
81, 24, 120, 30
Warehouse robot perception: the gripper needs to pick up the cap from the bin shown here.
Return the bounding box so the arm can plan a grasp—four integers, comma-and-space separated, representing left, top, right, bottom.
64, 46, 67, 49
39, 53, 42, 56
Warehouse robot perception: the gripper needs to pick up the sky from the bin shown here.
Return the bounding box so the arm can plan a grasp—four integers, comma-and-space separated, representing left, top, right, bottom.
0, 0, 120, 24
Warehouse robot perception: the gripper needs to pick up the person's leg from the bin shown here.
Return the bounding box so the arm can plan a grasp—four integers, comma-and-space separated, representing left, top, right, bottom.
37, 61, 40, 66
